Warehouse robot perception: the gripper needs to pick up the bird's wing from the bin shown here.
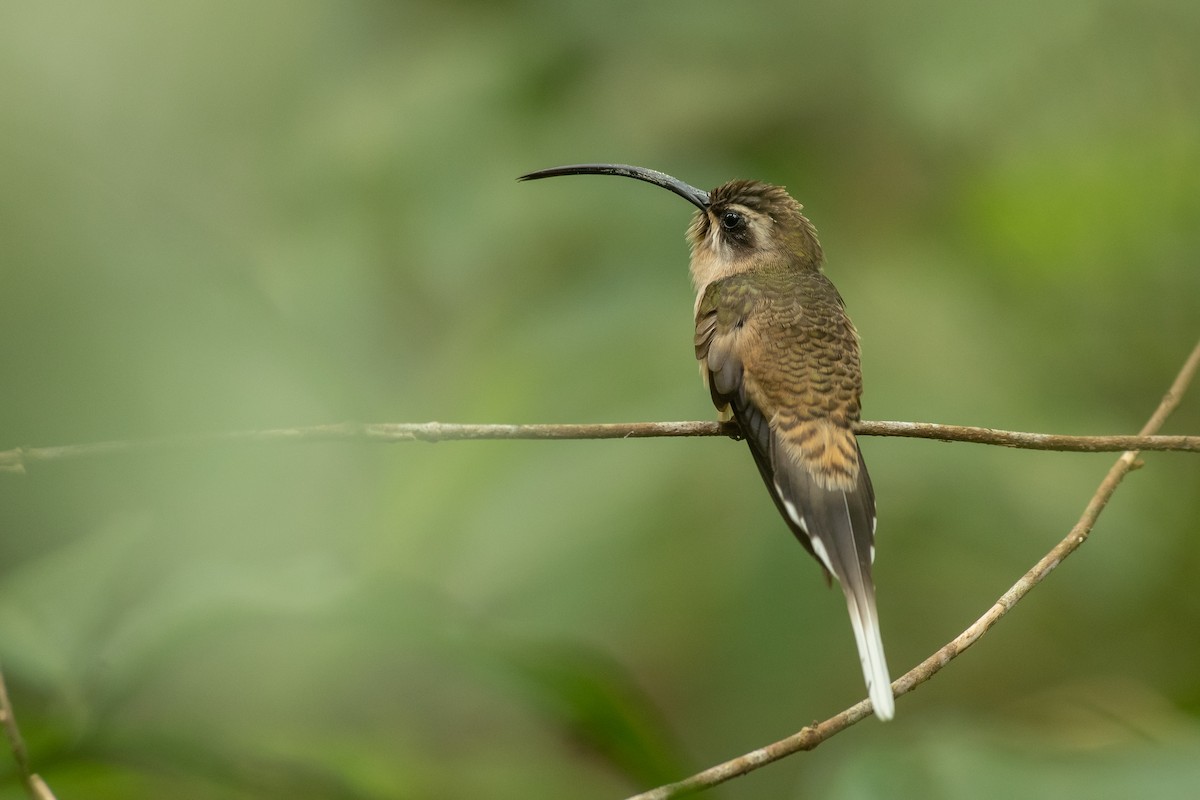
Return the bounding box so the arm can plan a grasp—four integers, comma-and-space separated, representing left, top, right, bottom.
694, 271, 894, 720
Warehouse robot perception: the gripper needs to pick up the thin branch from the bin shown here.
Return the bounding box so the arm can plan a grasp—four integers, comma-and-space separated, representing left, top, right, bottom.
853, 420, 1198, 452
0, 664, 58, 800
1, 420, 1196, 474
625, 337, 1200, 800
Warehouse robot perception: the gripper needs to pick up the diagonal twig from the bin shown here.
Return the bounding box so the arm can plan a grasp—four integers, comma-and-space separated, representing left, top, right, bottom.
0, 664, 58, 800
624, 337, 1200, 800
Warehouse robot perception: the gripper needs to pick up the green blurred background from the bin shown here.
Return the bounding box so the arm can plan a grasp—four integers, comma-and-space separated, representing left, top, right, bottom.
2, 1, 1198, 798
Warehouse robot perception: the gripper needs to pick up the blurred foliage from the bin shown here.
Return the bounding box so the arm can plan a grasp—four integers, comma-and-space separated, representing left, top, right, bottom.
1, 1, 1198, 798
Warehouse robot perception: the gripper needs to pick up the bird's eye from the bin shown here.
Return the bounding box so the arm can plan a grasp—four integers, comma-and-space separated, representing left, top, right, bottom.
720, 210, 743, 231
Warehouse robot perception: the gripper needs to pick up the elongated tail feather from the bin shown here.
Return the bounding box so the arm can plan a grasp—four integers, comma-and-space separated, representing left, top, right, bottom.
795, 483, 894, 720
842, 584, 894, 719
835, 524, 895, 720
766, 427, 895, 720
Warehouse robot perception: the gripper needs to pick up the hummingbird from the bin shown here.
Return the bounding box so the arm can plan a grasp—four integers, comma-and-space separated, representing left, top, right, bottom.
519, 164, 895, 721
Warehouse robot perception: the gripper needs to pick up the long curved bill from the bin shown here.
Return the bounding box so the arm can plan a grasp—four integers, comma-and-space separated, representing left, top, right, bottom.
518, 163, 710, 210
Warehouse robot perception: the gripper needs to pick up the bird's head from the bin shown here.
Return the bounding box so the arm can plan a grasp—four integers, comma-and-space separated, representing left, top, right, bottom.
519, 163, 824, 288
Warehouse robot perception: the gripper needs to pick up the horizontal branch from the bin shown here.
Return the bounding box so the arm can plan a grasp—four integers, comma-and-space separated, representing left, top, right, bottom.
853, 420, 1198, 452
0, 420, 1196, 474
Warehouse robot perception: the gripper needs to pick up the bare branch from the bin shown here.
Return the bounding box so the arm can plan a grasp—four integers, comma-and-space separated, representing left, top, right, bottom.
0, 664, 59, 800
853, 420, 1198, 452
624, 337, 1200, 800
1, 419, 1196, 474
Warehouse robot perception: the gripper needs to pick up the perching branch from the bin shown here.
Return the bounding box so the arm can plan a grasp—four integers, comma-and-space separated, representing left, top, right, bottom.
623, 336, 1200, 800
0, 420, 1196, 474
0, 664, 58, 800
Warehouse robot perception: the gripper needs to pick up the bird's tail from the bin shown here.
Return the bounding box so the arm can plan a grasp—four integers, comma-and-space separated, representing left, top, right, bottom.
746, 414, 895, 719
839, 576, 894, 720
